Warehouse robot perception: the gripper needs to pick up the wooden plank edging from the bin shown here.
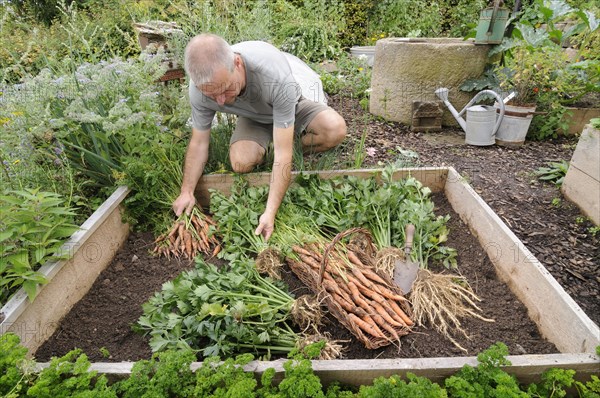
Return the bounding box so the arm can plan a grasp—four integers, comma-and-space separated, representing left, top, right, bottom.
195, 167, 448, 207
444, 167, 600, 353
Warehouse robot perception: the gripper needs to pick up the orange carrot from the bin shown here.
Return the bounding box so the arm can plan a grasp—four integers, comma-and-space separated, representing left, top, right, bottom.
389, 300, 414, 326
369, 312, 400, 341
204, 214, 217, 226
168, 222, 180, 238
348, 281, 372, 311
361, 314, 386, 338
321, 279, 343, 296
360, 267, 389, 286
184, 230, 193, 258
373, 284, 408, 302
173, 234, 181, 251
292, 245, 317, 259
297, 253, 337, 276
348, 313, 385, 338
353, 281, 386, 304
346, 250, 367, 269
369, 299, 404, 327
326, 281, 353, 304
332, 293, 355, 313
350, 267, 374, 289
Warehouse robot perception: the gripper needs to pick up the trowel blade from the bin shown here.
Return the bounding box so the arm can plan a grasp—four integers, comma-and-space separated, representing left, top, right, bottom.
393, 258, 419, 294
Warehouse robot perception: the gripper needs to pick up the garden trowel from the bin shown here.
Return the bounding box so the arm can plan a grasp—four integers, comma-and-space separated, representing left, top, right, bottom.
393, 224, 420, 294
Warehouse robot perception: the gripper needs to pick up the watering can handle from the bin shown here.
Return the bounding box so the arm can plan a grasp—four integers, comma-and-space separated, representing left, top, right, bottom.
487, 0, 501, 35
461, 90, 506, 136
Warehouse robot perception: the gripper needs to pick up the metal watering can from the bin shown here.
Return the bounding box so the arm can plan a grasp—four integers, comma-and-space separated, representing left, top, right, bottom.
435, 88, 505, 146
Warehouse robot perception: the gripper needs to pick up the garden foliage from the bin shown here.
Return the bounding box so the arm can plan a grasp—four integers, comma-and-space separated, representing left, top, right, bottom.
0, 189, 78, 303
210, 170, 457, 269
1, 334, 599, 397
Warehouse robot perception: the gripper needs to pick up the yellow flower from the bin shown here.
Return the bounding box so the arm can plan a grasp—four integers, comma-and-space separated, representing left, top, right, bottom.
13, 159, 20, 164
358, 67, 364, 71
380, 33, 385, 37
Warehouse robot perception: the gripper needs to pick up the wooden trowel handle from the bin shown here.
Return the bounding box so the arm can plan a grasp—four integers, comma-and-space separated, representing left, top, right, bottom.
405, 224, 415, 255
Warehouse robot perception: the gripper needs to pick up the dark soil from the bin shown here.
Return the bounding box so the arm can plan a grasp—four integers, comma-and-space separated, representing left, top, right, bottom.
35, 95, 599, 363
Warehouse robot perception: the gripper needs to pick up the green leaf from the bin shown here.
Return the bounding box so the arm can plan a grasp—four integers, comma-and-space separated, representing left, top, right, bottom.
0, 230, 14, 242
22, 279, 39, 302
7, 251, 30, 269
33, 247, 47, 265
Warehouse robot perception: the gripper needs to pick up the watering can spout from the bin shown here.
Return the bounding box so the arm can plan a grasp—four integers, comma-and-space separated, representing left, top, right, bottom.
435, 88, 467, 131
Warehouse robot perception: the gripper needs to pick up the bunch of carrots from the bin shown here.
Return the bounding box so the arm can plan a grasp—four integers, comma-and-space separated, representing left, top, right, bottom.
288, 241, 413, 350
153, 206, 221, 259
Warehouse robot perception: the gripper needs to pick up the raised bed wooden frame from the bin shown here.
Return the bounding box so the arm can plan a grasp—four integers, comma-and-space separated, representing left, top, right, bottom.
5, 168, 598, 385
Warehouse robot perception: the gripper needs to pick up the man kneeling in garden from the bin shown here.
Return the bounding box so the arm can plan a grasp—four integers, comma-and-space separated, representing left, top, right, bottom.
172, 33, 347, 241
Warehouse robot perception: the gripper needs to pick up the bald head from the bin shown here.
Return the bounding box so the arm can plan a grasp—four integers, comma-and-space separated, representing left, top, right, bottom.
184, 33, 235, 86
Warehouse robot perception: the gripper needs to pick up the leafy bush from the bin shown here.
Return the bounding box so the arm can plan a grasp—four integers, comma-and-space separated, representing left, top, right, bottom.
313, 52, 372, 109
368, 0, 487, 39
0, 333, 32, 396
275, 0, 344, 62
338, 0, 375, 48
1, 1, 140, 84
0, 189, 78, 303
25, 349, 116, 398
1, 52, 168, 189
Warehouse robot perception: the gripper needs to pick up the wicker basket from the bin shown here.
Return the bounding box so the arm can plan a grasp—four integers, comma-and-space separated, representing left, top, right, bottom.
288, 228, 412, 350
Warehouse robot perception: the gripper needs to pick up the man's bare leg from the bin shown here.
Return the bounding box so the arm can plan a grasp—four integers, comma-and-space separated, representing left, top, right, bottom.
302, 109, 347, 153
229, 140, 266, 173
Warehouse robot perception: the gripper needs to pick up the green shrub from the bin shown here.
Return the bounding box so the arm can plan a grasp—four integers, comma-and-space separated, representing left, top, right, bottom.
0, 333, 31, 397
0, 189, 78, 303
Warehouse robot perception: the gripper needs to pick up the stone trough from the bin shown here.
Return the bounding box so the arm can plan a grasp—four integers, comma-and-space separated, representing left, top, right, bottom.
369, 38, 490, 127
2, 168, 598, 385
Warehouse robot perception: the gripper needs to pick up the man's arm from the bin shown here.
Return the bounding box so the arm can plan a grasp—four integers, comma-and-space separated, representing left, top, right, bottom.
172, 127, 211, 216
254, 125, 294, 240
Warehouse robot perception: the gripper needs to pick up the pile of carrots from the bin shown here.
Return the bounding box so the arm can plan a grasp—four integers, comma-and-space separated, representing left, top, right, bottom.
153, 209, 221, 259
288, 242, 413, 350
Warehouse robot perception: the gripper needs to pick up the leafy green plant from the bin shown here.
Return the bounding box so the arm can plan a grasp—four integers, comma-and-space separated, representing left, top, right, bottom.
0, 333, 34, 397
283, 170, 456, 268
445, 342, 525, 397
315, 53, 372, 100
1, 52, 168, 190
357, 373, 446, 397
534, 160, 570, 186
2, 334, 600, 397
0, 189, 79, 303
25, 349, 116, 397
136, 257, 301, 358
112, 349, 197, 398
275, 0, 344, 62
552, 197, 562, 207
368, 0, 442, 38
463, 0, 599, 139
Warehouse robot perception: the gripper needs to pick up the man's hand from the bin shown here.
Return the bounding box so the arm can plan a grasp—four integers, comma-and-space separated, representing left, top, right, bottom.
255, 212, 275, 241
173, 191, 196, 216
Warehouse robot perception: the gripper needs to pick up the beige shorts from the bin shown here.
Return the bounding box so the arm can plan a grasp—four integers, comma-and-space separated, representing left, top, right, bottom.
230, 98, 331, 149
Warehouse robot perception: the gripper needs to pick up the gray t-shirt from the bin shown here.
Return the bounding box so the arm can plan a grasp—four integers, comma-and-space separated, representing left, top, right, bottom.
189, 41, 326, 131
